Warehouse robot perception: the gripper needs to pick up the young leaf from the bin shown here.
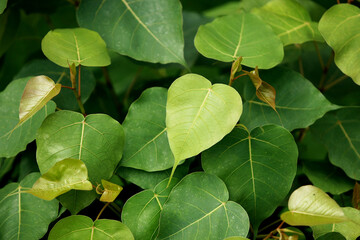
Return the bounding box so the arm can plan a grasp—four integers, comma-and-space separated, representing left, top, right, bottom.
194, 12, 284, 69
57, 190, 97, 215
41, 28, 111, 67
48, 215, 134, 240
230, 57, 243, 83
99, 180, 123, 202
28, 159, 93, 201
281, 185, 347, 226
19, 75, 61, 125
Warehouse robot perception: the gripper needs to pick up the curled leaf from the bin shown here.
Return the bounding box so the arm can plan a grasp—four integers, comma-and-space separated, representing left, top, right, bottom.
230, 57, 243, 83
99, 180, 123, 202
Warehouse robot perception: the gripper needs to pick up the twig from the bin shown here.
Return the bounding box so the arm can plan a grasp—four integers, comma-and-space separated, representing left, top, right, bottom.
96, 202, 111, 221
123, 67, 143, 107
323, 75, 349, 91
61, 85, 75, 90
318, 51, 334, 91
313, 41, 325, 70
263, 221, 285, 240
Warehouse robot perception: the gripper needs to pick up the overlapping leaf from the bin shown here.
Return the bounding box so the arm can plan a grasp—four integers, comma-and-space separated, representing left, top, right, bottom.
0, 0, 7, 14
99, 179, 123, 202
57, 190, 97, 215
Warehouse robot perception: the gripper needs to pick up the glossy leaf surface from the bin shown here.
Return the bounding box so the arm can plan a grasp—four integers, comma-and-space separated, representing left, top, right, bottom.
100, 179, 123, 202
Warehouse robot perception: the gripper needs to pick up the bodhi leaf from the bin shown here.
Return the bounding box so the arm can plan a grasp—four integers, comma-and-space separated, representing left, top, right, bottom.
202, 124, 298, 231
166, 74, 242, 180
41, 28, 111, 67
57, 190, 97, 215
194, 12, 284, 69
157, 172, 250, 239
0, 173, 59, 240
311, 108, 360, 180
252, 0, 323, 46
99, 179, 123, 202
240, 68, 338, 131
0, 0, 7, 14
48, 215, 134, 240
28, 159, 93, 201
281, 185, 347, 226
77, 0, 186, 66
0, 77, 56, 158
318, 4, 360, 85
121, 87, 174, 172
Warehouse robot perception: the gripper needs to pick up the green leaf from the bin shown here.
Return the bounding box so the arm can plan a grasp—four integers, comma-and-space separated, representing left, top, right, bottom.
48, 215, 134, 240
41, 28, 111, 67
0, 0, 7, 14
202, 124, 298, 231
121, 87, 174, 171
253, 0, 323, 46
316, 232, 346, 240
28, 159, 93, 200
0, 10, 19, 57
19, 75, 61, 125
0, 173, 59, 240
57, 190, 97, 215
0, 77, 56, 158
319, 4, 360, 85
99, 179, 123, 202
157, 172, 249, 239
240, 68, 338, 131
194, 12, 283, 69
224, 237, 250, 240
0, 157, 15, 181
312, 207, 360, 240
122, 178, 179, 240
77, 0, 186, 66
166, 74, 242, 178
281, 185, 347, 226
311, 108, 360, 180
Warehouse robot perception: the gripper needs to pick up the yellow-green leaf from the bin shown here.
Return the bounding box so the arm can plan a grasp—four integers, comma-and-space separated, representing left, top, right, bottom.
99, 180, 123, 202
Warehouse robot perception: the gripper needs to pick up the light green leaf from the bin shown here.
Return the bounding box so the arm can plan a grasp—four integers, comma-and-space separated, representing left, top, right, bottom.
240, 68, 338, 131
122, 178, 179, 240
121, 87, 174, 171
194, 12, 283, 69
0, 77, 56, 158
319, 4, 360, 85
281, 185, 347, 226
253, 0, 323, 46
77, 0, 185, 66
0, 0, 7, 14
41, 28, 111, 67
0, 173, 59, 240
157, 172, 249, 239
312, 207, 360, 240
28, 159, 93, 200
48, 215, 134, 240
311, 108, 360, 180
99, 179, 123, 202
202, 124, 298, 231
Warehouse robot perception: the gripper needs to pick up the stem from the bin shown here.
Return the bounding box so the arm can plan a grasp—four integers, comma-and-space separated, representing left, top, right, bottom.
263, 221, 285, 240
318, 51, 334, 90
73, 89, 86, 116
229, 73, 248, 86
56, 71, 66, 84
78, 64, 81, 97
323, 75, 349, 91
298, 55, 304, 76
258, 219, 282, 233
123, 67, 143, 106
102, 67, 122, 113
313, 41, 324, 70
298, 127, 309, 142
96, 202, 110, 221
61, 85, 75, 90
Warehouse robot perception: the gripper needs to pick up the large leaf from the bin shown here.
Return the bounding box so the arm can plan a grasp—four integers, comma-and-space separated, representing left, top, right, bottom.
194, 12, 283, 69
240, 68, 338, 131
121, 87, 174, 171
166, 74, 242, 176
48, 215, 134, 240
253, 0, 323, 46
77, 0, 185, 66
281, 185, 347, 226
41, 28, 111, 67
311, 108, 360, 180
319, 4, 360, 85
29, 159, 93, 200
157, 172, 249, 239
0, 77, 56, 158
0, 157, 15, 181
202, 124, 298, 231
0, 173, 59, 240
0, 0, 7, 14
57, 190, 97, 215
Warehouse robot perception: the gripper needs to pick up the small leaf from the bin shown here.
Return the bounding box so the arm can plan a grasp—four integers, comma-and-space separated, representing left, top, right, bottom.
19, 75, 61, 125
281, 185, 347, 226
28, 159, 93, 201
230, 57, 243, 83
100, 180, 123, 202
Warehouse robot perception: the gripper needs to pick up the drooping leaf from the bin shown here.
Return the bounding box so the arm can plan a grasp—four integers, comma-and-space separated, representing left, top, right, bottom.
281, 185, 347, 226
121, 87, 174, 171
77, 0, 186, 66
202, 124, 298, 231
0, 173, 59, 240
318, 4, 360, 85
194, 12, 284, 69
240, 68, 338, 131
311, 108, 360, 180
0, 77, 56, 158
19, 75, 61, 125
99, 179, 123, 202
41, 28, 111, 67
28, 159, 93, 200
253, 0, 323, 46
48, 215, 134, 240
0, 0, 7, 14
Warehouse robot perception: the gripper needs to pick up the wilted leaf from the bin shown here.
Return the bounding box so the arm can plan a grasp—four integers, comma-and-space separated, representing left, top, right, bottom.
99, 180, 123, 202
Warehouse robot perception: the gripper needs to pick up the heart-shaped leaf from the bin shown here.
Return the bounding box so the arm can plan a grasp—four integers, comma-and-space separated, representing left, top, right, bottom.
202, 124, 298, 231
99, 180, 123, 202
319, 4, 360, 85
281, 185, 347, 226
41, 28, 111, 67
48, 215, 134, 240
194, 12, 284, 69
28, 159, 93, 200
